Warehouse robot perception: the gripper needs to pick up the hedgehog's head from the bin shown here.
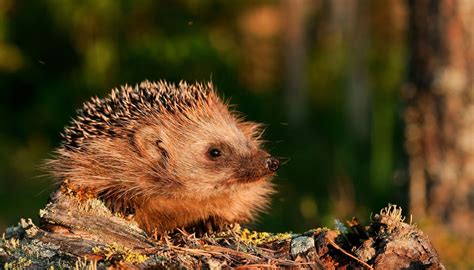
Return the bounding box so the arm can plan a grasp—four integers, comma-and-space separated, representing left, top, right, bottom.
51, 81, 278, 200
133, 91, 279, 197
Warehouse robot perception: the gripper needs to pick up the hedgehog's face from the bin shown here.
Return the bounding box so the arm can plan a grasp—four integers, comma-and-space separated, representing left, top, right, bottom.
136, 109, 279, 196
174, 118, 279, 194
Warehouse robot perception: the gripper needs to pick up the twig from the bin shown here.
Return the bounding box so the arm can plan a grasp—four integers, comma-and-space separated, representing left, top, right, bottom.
326, 236, 374, 270
203, 245, 261, 261
235, 264, 279, 269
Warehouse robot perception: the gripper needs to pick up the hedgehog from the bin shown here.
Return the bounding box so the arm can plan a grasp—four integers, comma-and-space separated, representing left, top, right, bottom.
46, 80, 279, 235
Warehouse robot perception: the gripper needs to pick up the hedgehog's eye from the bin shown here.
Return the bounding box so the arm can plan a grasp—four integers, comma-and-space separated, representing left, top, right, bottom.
208, 148, 222, 159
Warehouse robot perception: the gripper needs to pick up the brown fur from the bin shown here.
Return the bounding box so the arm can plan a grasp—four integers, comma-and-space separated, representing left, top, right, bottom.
46, 80, 278, 234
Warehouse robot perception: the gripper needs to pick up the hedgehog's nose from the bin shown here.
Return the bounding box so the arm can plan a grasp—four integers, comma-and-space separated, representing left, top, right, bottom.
266, 156, 280, 172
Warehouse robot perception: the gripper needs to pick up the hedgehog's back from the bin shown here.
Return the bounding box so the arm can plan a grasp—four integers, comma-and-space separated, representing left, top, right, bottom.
62, 80, 213, 149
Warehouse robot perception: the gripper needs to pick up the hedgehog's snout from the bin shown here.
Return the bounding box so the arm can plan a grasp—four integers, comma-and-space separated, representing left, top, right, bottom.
265, 156, 279, 172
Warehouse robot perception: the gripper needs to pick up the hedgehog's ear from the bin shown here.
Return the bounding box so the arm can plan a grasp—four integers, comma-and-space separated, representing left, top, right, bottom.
132, 126, 169, 162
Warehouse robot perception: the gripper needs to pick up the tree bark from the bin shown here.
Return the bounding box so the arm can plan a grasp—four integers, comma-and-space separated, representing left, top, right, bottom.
283, 0, 308, 126
1, 190, 443, 269
405, 0, 474, 235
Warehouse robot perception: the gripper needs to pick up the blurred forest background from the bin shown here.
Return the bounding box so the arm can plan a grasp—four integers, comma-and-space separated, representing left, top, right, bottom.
0, 0, 472, 268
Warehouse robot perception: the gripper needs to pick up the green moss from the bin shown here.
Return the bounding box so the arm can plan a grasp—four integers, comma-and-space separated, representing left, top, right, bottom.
92, 243, 148, 264
3, 256, 33, 270
377, 204, 406, 233
72, 257, 99, 270
3, 237, 21, 253
238, 228, 292, 245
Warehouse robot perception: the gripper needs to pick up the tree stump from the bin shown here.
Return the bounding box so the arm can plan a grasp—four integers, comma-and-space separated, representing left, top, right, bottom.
0, 190, 444, 269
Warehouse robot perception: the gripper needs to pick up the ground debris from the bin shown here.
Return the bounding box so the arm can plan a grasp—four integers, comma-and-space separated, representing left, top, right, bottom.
0, 192, 444, 269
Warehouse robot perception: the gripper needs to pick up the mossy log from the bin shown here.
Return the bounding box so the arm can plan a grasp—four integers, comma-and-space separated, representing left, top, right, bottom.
1, 191, 444, 269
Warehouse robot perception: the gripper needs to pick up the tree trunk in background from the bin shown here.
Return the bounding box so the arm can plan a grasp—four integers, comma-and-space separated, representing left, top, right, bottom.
282, 0, 307, 126
333, 0, 371, 140
405, 0, 474, 235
